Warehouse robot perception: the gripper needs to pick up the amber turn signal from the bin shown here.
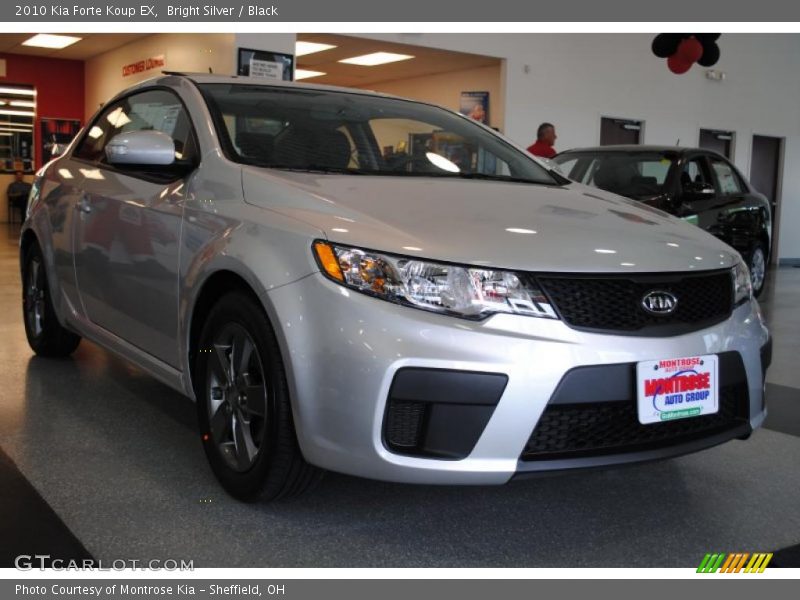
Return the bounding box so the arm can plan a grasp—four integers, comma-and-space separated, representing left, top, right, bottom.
313, 241, 344, 282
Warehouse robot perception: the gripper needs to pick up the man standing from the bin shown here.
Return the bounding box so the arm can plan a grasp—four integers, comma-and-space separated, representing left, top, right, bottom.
7, 171, 32, 223
527, 122, 557, 158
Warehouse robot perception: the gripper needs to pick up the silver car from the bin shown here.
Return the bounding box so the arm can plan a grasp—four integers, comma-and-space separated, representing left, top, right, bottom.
20, 74, 771, 501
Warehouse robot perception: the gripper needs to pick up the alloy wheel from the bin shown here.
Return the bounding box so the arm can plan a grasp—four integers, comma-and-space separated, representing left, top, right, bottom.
25, 257, 46, 338
206, 323, 269, 472
750, 247, 766, 292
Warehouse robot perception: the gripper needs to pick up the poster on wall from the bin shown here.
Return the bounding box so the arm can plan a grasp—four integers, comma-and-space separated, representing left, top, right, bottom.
40, 118, 82, 164
237, 48, 294, 81
459, 91, 490, 125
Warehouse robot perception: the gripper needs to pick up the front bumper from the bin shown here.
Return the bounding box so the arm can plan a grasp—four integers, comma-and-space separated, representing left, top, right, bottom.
266, 273, 770, 484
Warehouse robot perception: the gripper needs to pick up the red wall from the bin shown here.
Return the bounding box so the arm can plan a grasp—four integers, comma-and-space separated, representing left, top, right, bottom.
0, 53, 84, 170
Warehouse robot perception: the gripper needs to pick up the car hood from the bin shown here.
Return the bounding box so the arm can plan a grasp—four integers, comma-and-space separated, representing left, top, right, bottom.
242, 168, 739, 273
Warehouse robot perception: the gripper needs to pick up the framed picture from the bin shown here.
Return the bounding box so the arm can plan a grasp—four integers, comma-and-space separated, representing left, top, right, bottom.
237, 48, 294, 81
40, 118, 82, 165
459, 91, 490, 125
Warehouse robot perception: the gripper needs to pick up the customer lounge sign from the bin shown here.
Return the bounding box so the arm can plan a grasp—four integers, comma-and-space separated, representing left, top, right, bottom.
122, 54, 165, 77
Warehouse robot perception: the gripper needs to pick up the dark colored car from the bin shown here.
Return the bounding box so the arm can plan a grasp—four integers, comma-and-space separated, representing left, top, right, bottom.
552, 146, 772, 296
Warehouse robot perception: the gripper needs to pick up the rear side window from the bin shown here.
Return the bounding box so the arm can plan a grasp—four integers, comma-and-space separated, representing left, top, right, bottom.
710, 158, 744, 194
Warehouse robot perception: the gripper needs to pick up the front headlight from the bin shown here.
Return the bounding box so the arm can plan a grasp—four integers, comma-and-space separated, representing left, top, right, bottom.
313, 241, 557, 320
733, 259, 752, 306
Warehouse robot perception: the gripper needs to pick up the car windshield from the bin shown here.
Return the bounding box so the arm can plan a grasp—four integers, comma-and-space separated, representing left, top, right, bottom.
198, 83, 558, 185
553, 150, 678, 199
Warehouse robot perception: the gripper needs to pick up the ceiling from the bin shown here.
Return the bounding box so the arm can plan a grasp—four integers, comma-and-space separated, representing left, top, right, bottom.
0, 34, 149, 60
296, 34, 500, 87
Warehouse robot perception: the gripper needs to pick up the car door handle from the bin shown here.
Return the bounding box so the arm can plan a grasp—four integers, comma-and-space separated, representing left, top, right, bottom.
76, 196, 92, 214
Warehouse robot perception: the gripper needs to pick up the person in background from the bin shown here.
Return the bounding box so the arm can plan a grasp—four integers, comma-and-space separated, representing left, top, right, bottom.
7, 171, 32, 224
527, 122, 558, 158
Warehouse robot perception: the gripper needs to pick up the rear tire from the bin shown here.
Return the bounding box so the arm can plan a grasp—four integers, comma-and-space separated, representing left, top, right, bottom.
747, 242, 767, 298
21, 243, 81, 357
194, 291, 321, 501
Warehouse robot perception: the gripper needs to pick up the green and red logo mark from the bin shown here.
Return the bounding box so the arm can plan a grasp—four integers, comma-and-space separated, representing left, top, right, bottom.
697, 552, 772, 573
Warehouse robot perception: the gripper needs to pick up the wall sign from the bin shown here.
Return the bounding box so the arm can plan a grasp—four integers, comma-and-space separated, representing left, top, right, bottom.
459, 91, 490, 125
237, 48, 294, 81
122, 54, 166, 77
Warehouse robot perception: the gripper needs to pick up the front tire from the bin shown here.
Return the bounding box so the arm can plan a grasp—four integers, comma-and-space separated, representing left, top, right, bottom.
747, 242, 768, 298
194, 291, 321, 501
21, 243, 81, 357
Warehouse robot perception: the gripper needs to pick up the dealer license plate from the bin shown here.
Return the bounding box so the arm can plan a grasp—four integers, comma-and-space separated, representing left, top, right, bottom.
636, 354, 718, 425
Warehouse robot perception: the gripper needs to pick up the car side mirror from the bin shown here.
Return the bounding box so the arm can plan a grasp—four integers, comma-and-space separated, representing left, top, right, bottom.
105, 130, 176, 166
682, 181, 715, 200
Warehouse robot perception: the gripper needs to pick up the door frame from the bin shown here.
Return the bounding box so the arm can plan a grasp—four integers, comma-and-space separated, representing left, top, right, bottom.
749, 133, 785, 266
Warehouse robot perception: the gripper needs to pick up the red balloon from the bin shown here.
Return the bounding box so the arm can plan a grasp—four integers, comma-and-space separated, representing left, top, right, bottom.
676, 37, 704, 64
667, 55, 693, 74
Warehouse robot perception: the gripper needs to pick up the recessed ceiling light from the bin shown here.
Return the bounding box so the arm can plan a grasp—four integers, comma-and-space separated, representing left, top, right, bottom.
22, 34, 82, 50
295, 41, 337, 57
505, 228, 537, 234
594, 248, 617, 254
402, 246, 423, 252
331, 228, 349, 233
338, 52, 414, 66
295, 69, 326, 80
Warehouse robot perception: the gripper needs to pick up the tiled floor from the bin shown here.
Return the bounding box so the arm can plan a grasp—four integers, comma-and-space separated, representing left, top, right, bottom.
1, 223, 799, 567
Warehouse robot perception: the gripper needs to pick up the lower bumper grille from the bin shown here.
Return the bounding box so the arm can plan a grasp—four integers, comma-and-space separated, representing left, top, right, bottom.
521, 383, 750, 462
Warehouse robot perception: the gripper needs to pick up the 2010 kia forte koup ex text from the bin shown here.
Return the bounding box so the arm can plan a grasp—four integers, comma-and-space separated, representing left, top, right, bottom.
20, 74, 771, 501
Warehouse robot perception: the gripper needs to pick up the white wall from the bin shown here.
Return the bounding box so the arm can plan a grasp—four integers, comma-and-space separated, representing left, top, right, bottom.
355, 33, 800, 260
359, 64, 504, 130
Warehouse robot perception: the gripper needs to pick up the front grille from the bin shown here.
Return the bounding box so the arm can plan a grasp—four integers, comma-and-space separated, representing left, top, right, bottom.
520, 383, 749, 461
537, 270, 733, 335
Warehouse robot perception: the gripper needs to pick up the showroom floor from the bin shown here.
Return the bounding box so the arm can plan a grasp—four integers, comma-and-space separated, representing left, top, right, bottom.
1, 223, 799, 568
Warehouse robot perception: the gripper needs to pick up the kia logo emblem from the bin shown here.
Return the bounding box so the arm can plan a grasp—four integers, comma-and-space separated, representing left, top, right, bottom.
641, 290, 678, 315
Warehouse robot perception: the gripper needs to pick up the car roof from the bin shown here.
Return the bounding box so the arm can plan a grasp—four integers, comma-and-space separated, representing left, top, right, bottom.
154, 71, 404, 99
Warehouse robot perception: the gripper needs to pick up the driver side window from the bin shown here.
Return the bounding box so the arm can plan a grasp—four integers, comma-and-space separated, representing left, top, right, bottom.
75, 89, 196, 167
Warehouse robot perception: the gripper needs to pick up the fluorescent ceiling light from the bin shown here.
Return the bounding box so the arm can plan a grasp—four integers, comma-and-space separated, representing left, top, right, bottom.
0, 132, 12, 137
0, 87, 35, 96
338, 52, 414, 66
295, 41, 337, 57
0, 109, 34, 117
9, 100, 35, 107
0, 127, 33, 133
22, 34, 82, 49
295, 69, 326, 80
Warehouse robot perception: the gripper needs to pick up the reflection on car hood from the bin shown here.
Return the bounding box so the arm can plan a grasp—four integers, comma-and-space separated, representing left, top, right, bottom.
242, 168, 739, 274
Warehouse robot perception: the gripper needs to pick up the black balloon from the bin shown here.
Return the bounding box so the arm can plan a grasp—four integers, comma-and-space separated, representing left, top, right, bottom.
698, 43, 720, 67
652, 33, 683, 58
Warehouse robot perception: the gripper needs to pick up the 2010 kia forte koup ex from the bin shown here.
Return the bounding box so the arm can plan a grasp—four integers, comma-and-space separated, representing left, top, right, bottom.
21, 74, 771, 501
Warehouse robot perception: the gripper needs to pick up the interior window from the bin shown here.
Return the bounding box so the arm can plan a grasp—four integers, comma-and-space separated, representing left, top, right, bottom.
710, 158, 743, 194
